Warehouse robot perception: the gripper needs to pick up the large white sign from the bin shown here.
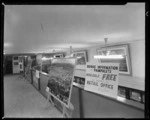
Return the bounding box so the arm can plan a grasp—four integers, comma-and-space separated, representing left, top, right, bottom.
84, 62, 119, 99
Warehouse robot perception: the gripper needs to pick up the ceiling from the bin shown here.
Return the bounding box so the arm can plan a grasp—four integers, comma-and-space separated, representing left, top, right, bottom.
4, 3, 145, 54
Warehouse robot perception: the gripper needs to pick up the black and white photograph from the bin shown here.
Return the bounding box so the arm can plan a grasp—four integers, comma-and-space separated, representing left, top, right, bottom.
72, 50, 87, 70
47, 58, 76, 107
3, 3, 146, 118
97, 44, 131, 75
73, 76, 85, 89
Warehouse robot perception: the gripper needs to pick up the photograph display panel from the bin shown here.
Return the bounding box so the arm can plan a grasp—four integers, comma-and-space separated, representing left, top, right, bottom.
72, 50, 87, 70
47, 58, 76, 107
33, 71, 39, 89
54, 54, 64, 58
42, 59, 51, 74
36, 54, 42, 71
97, 44, 131, 75
25, 56, 32, 75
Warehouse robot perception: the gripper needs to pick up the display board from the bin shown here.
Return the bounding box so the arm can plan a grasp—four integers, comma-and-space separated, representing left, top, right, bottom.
47, 58, 76, 107
36, 54, 42, 71
36, 70, 40, 78
84, 62, 119, 99
12, 56, 20, 74
25, 56, 32, 75
72, 50, 87, 70
33, 70, 39, 89
42, 58, 51, 73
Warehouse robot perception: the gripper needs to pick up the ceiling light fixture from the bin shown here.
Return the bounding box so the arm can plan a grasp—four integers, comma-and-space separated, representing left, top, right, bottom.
94, 38, 124, 59
42, 56, 53, 60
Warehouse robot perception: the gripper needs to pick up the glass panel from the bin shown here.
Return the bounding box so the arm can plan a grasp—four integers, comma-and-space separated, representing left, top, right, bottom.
130, 90, 141, 102
118, 87, 126, 98
142, 93, 145, 103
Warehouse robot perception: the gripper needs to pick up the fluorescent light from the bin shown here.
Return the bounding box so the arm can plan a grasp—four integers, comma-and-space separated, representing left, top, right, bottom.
94, 55, 124, 59
77, 56, 81, 59
42, 57, 53, 60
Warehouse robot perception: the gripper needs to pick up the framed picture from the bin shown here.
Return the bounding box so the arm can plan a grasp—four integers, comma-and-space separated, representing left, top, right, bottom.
72, 50, 87, 70
142, 93, 145, 103
73, 76, 85, 89
36, 54, 42, 71
129, 90, 142, 102
54, 54, 64, 58
118, 86, 126, 98
97, 44, 131, 75
42, 59, 51, 74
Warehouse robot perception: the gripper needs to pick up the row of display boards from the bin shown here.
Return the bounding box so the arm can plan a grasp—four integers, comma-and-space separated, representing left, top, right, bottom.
13, 52, 144, 118
23, 54, 120, 116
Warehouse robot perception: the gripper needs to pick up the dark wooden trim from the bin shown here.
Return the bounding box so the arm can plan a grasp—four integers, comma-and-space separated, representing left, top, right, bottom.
38, 78, 40, 90
78, 89, 84, 118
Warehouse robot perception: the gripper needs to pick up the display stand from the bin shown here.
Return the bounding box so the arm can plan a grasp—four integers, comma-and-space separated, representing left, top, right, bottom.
62, 102, 74, 118
46, 87, 55, 107
46, 87, 74, 118
24, 70, 28, 83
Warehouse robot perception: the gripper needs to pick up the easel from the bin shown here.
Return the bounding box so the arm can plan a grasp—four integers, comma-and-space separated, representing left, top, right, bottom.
62, 102, 74, 118
46, 86, 74, 117
46, 87, 55, 107
46, 91, 74, 118
46, 47, 74, 117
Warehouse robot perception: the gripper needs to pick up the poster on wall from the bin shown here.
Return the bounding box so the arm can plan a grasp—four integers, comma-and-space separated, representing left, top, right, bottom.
47, 58, 76, 107
97, 44, 131, 75
84, 62, 119, 99
72, 50, 87, 70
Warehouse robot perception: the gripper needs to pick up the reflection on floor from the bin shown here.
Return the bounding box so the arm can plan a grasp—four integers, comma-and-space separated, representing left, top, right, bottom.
4, 75, 62, 118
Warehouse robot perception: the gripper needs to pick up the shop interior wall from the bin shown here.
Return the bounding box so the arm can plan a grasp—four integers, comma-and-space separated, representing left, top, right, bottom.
81, 90, 144, 118
67, 39, 145, 118
29, 39, 144, 118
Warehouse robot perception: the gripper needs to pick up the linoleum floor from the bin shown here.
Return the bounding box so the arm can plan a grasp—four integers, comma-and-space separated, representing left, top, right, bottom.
4, 75, 62, 118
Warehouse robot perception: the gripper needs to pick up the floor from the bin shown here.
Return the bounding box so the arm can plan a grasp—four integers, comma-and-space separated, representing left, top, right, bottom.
4, 74, 62, 118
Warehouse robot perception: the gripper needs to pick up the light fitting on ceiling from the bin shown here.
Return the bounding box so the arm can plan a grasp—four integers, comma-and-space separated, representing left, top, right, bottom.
42, 56, 53, 60
94, 38, 124, 59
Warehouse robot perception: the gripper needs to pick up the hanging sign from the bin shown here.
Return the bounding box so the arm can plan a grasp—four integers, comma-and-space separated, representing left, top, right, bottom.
84, 62, 119, 99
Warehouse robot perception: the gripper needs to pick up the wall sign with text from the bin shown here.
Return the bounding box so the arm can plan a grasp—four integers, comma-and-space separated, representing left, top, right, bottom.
84, 62, 119, 99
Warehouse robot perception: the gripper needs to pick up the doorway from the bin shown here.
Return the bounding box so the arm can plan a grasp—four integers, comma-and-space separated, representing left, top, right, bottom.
5, 56, 13, 74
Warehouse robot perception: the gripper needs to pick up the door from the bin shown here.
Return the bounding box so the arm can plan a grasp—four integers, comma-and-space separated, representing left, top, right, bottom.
13, 56, 20, 74
5, 56, 13, 74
